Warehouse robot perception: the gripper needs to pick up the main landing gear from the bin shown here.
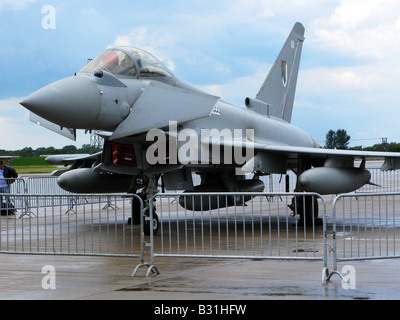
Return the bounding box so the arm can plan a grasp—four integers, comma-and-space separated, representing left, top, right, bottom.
289, 195, 319, 226
288, 158, 320, 226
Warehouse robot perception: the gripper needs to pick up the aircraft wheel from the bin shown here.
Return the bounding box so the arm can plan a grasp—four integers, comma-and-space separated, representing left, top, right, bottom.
128, 196, 142, 225
296, 196, 318, 226
144, 209, 159, 236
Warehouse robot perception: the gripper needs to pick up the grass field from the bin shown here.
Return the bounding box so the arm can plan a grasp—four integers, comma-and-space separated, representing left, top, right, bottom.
9, 157, 65, 174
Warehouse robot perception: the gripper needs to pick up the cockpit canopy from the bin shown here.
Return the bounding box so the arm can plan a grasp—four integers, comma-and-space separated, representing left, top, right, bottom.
78, 47, 174, 79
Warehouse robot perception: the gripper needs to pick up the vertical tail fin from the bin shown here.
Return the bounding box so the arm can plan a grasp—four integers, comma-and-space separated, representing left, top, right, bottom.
256, 22, 305, 123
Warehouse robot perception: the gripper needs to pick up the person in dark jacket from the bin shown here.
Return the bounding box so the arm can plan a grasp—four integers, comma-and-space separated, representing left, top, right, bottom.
0, 160, 18, 214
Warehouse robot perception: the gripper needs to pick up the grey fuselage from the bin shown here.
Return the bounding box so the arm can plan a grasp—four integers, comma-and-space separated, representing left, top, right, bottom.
117, 75, 318, 149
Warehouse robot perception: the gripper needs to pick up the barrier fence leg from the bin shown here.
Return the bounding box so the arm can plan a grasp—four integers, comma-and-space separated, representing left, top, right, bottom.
132, 197, 159, 277
323, 198, 345, 283
322, 211, 329, 282
18, 196, 36, 219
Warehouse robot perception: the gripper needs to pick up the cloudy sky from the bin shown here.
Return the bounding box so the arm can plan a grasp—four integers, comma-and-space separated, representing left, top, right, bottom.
1, 0, 400, 150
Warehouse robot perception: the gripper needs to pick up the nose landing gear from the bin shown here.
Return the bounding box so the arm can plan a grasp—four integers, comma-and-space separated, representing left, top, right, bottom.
129, 175, 160, 236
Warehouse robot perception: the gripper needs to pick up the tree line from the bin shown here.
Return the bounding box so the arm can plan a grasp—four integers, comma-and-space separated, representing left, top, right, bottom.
350, 142, 400, 152
0, 144, 102, 158
325, 129, 400, 152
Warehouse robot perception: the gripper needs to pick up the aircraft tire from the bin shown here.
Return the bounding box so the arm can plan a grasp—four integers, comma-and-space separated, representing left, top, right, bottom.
296, 195, 318, 226
144, 209, 159, 236
128, 196, 142, 225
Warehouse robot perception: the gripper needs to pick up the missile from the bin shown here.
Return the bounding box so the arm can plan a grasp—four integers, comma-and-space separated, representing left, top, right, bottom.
57, 168, 133, 193
179, 179, 265, 211
298, 167, 371, 195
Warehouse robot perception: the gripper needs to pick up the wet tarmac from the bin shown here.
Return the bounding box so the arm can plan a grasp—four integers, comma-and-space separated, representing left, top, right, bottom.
1, 253, 399, 300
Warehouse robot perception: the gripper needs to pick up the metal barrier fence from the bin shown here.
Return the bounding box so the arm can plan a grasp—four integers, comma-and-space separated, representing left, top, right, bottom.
325, 192, 400, 281
8, 178, 26, 194
149, 192, 328, 266
5, 177, 120, 218
24, 176, 69, 195
3, 182, 400, 280
7, 168, 400, 207
6, 177, 68, 195
0, 193, 157, 276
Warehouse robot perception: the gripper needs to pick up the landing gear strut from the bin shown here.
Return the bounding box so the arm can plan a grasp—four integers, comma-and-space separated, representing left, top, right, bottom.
128, 175, 160, 236
291, 195, 319, 226
289, 158, 320, 226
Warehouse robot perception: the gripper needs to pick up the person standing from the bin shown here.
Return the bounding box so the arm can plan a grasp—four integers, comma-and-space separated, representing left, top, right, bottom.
0, 160, 18, 215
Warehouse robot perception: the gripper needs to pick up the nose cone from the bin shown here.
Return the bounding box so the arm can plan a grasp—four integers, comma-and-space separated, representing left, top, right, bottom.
20, 75, 101, 129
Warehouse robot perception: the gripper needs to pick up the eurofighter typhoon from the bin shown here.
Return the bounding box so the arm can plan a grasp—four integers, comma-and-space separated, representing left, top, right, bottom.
20, 23, 400, 234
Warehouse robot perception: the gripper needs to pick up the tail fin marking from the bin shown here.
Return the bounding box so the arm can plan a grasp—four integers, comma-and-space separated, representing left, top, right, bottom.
256, 22, 305, 123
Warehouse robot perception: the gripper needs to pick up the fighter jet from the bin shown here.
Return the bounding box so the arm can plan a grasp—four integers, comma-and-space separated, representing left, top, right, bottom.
20, 22, 400, 233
